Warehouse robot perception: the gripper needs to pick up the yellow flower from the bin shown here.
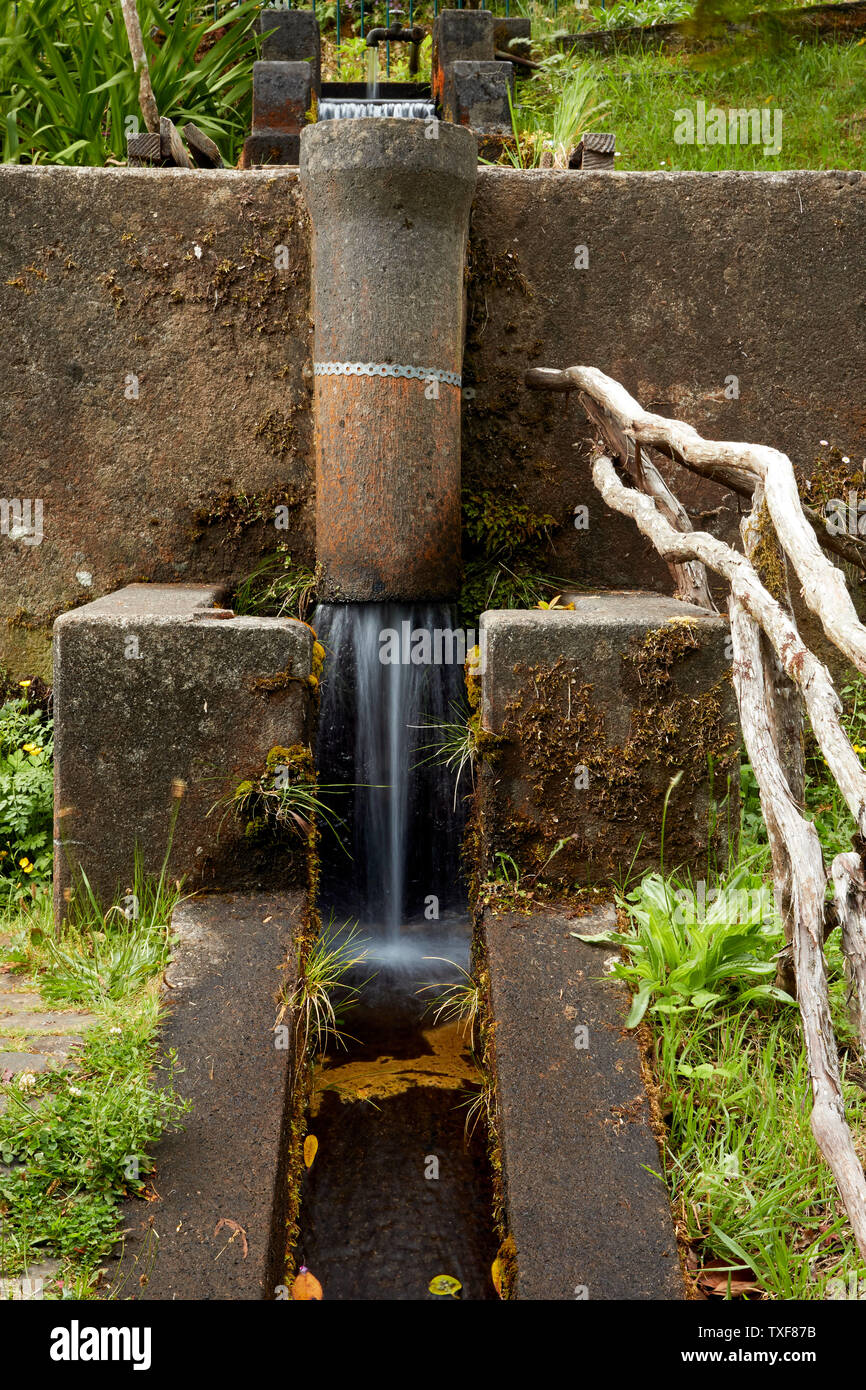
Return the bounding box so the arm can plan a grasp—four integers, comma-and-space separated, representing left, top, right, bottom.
18, 680, 32, 688
18, 857, 31, 869
22, 864, 34, 875
22, 742, 42, 755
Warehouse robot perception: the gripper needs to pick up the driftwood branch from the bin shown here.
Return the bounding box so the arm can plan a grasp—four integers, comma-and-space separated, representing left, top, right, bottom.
121, 0, 160, 135
832, 852, 866, 1053
741, 488, 805, 994
591, 453, 866, 838
526, 365, 866, 576
729, 598, 866, 1259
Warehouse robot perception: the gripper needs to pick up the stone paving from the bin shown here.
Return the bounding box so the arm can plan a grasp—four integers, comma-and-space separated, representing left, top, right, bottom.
0, 933, 98, 1299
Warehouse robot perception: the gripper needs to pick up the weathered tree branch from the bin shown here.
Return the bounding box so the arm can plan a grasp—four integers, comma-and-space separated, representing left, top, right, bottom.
121, 0, 160, 135
741, 488, 805, 995
729, 598, 866, 1259
526, 365, 866, 577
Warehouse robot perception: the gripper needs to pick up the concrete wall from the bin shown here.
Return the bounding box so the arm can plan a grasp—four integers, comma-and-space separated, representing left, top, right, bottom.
2, 164, 864, 676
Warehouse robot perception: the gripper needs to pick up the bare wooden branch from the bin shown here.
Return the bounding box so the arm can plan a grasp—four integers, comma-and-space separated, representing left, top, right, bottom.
576, 386, 716, 611
121, 0, 160, 135
741, 490, 805, 994
570, 365, 866, 674
525, 365, 866, 575
831, 851, 866, 1054
729, 598, 866, 1259
532, 356, 866, 1251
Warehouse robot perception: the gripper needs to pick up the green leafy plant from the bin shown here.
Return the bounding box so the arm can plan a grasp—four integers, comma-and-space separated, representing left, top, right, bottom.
1, 0, 260, 167
418, 958, 481, 1051
0, 693, 53, 898
280, 919, 371, 1057
211, 743, 349, 852
501, 55, 610, 168
575, 864, 794, 1027
232, 549, 320, 621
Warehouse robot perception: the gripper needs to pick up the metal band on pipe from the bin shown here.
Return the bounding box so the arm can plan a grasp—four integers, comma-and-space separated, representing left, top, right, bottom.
314, 361, 462, 388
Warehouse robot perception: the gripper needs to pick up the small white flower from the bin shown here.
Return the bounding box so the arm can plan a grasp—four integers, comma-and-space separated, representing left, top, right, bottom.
18, 1072, 36, 1091
67, 1085, 83, 1097
842, 456, 850, 464
109, 1026, 122, 1035
193, 244, 203, 259
820, 439, 829, 447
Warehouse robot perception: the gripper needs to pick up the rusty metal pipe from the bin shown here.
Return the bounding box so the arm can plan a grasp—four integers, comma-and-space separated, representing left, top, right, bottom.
300, 118, 477, 601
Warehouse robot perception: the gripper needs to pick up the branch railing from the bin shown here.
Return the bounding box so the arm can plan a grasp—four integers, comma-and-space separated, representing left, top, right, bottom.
526, 363, 866, 1259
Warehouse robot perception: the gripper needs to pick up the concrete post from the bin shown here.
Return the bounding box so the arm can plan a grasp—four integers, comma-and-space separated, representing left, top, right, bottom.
299, 118, 477, 600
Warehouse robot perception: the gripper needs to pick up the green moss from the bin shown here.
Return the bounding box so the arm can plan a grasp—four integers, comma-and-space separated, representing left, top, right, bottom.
192, 487, 304, 539
478, 621, 738, 895
748, 500, 789, 603
798, 444, 864, 512
254, 408, 298, 458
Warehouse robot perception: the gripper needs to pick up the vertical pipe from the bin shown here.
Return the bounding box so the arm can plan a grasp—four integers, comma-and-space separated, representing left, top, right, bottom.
300, 120, 477, 601
386, 0, 391, 75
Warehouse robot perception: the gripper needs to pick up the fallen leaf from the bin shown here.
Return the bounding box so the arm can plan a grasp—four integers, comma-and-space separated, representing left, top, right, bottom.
697, 1257, 762, 1299
429, 1274, 462, 1298
292, 1266, 323, 1300
491, 1256, 504, 1299
303, 1134, 318, 1169
213, 1218, 249, 1260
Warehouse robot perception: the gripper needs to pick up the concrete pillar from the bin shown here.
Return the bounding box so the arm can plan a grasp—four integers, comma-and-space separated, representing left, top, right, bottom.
299, 119, 477, 601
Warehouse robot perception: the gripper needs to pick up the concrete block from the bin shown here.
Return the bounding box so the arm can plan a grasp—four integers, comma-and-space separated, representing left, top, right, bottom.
432, 8, 495, 105
251, 60, 314, 135
240, 131, 301, 168
444, 60, 514, 133
485, 904, 684, 1299
115, 892, 303, 1300
257, 8, 321, 90
53, 583, 313, 913
478, 593, 739, 889
493, 15, 532, 50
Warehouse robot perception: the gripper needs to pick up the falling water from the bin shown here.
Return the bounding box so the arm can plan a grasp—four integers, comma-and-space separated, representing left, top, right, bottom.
313, 601, 466, 950
365, 44, 379, 102
318, 99, 437, 122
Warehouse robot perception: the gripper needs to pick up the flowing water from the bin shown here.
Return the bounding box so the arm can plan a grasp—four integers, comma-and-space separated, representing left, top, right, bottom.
318, 99, 437, 122
295, 602, 498, 1300
314, 602, 466, 945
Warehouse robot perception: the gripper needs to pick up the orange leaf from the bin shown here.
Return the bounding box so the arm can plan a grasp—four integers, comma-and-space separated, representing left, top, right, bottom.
303, 1134, 318, 1168
292, 1267, 323, 1300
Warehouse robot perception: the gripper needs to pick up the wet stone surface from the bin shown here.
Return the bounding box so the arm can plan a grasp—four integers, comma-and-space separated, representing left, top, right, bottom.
296, 959, 499, 1302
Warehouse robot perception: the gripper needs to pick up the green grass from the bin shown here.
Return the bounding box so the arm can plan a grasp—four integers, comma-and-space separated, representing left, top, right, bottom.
232, 549, 319, 622
0, 870, 188, 1297
591, 39, 866, 169
0, 0, 260, 167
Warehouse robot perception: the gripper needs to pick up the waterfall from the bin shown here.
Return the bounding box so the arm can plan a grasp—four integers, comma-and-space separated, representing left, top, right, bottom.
318, 100, 437, 122
314, 602, 466, 946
